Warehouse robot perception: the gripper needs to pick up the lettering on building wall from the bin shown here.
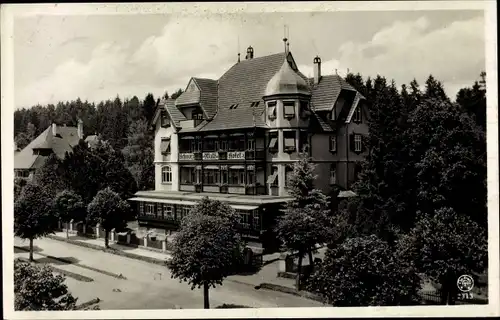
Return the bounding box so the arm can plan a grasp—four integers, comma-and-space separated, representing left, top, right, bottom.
179, 153, 195, 161
227, 151, 245, 160
202, 152, 219, 160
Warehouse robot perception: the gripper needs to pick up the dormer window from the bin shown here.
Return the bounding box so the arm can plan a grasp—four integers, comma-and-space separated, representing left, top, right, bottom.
192, 110, 203, 120
267, 101, 277, 120
353, 107, 362, 123
283, 101, 295, 119
330, 109, 336, 121
161, 110, 170, 128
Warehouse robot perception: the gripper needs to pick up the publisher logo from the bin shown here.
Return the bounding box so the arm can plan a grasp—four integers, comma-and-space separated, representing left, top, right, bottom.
457, 275, 474, 293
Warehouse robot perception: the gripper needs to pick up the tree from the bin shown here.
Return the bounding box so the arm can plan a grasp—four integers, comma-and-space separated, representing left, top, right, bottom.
307, 235, 421, 306
170, 88, 184, 100
423, 74, 449, 102
456, 71, 486, 130
14, 183, 57, 261
408, 98, 486, 225
87, 187, 130, 247
143, 93, 156, 123
53, 190, 86, 238
396, 207, 487, 305
33, 154, 67, 197
122, 118, 155, 190
14, 259, 78, 310
275, 155, 331, 289
14, 177, 27, 202
167, 197, 243, 309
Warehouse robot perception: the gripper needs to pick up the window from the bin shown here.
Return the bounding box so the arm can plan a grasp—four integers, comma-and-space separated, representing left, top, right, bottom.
162, 166, 172, 183
177, 205, 191, 221
192, 110, 203, 120
330, 109, 336, 121
252, 211, 261, 230
267, 101, 277, 120
284, 131, 296, 152
164, 205, 174, 220
219, 139, 228, 151
285, 166, 294, 187
330, 164, 336, 185
221, 167, 228, 184
145, 203, 155, 216
268, 132, 278, 152
354, 134, 362, 152
229, 136, 245, 151
229, 167, 245, 185
283, 101, 295, 119
161, 110, 170, 128
299, 101, 310, 119
157, 204, 163, 218
329, 136, 337, 152
203, 168, 220, 185
353, 107, 362, 123
161, 138, 171, 155
267, 167, 279, 187
247, 169, 255, 185
180, 166, 195, 184
299, 131, 309, 153
139, 202, 144, 215
203, 138, 217, 151
247, 139, 255, 151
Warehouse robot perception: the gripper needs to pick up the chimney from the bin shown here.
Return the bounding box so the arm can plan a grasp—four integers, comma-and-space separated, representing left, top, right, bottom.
313, 56, 321, 84
77, 119, 83, 139
52, 123, 57, 136
246, 46, 254, 60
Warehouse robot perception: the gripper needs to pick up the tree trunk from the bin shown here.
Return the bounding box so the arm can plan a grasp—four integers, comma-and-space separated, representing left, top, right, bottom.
29, 238, 34, 261
308, 250, 314, 271
203, 283, 210, 309
296, 251, 303, 291
104, 230, 109, 248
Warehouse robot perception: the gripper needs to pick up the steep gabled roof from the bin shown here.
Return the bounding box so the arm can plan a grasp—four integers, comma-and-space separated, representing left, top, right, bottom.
345, 92, 365, 123
164, 98, 187, 127
193, 78, 218, 119
308, 75, 357, 111
14, 125, 80, 170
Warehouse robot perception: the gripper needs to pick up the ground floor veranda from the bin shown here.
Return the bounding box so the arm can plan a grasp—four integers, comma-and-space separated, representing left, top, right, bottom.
129, 190, 294, 254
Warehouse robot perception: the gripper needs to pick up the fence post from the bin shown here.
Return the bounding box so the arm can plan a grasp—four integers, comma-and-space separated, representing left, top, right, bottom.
126, 232, 131, 244
96, 223, 100, 238
144, 236, 148, 248
83, 224, 86, 235
162, 240, 167, 252
69, 219, 74, 232
58, 220, 62, 230
111, 229, 116, 242
278, 253, 287, 273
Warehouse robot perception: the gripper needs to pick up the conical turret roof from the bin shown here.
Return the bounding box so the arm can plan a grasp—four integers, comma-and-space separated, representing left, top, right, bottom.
264, 58, 310, 97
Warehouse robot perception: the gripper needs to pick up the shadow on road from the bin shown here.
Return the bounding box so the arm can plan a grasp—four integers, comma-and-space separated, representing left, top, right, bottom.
14, 245, 43, 254
37, 256, 80, 265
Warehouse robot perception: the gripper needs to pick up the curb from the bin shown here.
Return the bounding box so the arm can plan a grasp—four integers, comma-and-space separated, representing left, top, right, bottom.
16, 256, 94, 283
257, 283, 326, 304
46, 235, 169, 267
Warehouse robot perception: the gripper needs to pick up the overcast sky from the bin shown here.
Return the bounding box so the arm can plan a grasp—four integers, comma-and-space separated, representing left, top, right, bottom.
14, 9, 485, 108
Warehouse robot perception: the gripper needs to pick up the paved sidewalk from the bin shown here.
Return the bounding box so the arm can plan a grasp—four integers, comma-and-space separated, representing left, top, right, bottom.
49, 232, 296, 290
52, 232, 171, 261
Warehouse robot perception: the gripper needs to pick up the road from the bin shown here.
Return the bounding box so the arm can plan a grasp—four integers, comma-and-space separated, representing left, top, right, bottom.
13, 237, 325, 310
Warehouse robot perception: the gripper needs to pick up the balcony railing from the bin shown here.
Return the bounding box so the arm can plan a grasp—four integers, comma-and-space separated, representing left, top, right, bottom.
245, 149, 265, 160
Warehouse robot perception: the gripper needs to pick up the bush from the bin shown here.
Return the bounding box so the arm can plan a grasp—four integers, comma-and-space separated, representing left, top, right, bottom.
307, 235, 421, 306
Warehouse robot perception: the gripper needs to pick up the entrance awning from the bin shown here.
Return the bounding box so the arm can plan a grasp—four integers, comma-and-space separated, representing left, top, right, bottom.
231, 204, 258, 211
204, 165, 219, 170
129, 197, 196, 206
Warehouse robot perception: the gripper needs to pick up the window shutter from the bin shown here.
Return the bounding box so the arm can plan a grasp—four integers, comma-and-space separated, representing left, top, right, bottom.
349, 133, 355, 152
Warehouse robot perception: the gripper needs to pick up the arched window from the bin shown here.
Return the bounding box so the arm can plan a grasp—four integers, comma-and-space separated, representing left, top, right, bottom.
162, 165, 172, 183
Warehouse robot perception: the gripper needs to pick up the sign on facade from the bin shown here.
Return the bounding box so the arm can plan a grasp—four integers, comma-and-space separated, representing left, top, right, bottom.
227, 151, 245, 160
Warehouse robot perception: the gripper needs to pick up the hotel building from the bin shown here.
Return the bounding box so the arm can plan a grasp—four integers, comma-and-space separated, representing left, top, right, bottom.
129, 43, 369, 253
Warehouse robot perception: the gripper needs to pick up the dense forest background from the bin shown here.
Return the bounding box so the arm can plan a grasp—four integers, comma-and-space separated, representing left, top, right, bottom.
14, 72, 486, 194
